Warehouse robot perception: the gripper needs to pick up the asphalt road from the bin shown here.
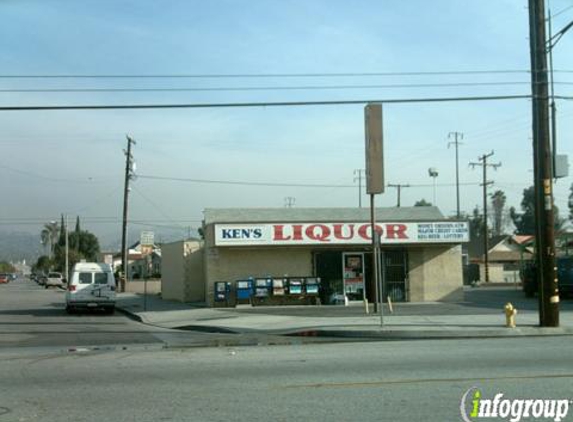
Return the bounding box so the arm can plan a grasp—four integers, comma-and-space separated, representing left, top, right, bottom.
0, 277, 168, 349
1, 336, 572, 422
0, 277, 336, 350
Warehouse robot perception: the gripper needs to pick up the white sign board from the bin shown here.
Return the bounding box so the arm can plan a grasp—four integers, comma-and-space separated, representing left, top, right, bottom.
214, 222, 469, 246
140, 231, 155, 246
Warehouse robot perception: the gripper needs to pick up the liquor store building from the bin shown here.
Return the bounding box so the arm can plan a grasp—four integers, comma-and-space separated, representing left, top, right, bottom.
202, 207, 469, 306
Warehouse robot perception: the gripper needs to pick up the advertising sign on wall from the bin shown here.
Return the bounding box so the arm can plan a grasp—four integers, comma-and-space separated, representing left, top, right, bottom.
214, 221, 469, 246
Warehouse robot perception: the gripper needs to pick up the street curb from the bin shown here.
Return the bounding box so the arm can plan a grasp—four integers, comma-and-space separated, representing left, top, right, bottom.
115, 306, 145, 324
117, 306, 573, 342
285, 327, 573, 341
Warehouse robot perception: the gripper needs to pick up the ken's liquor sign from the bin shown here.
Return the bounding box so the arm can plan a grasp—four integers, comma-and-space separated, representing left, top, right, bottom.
214, 222, 469, 246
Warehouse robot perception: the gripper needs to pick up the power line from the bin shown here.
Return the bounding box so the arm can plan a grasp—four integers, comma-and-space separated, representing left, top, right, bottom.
0, 94, 532, 111
0, 70, 537, 79
137, 173, 482, 189
0, 81, 551, 93
131, 185, 184, 229
551, 4, 573, 19
138, 174, 356, 188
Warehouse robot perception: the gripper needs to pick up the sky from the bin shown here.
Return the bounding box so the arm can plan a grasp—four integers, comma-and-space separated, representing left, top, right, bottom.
1, 0, 573, 248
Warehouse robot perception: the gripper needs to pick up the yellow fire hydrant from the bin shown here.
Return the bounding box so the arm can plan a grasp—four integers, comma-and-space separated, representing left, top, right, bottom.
504, 302, 517, 328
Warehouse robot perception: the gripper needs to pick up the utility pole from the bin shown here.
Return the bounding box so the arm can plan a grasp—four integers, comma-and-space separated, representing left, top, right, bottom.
65, 214, 69, 281
387, 183, 410, 207
470, 151, 501, 284
284, 197, 296, 208
121, 135, 136, 293
448, 132, 464, 218
529, 0, 559, 327
353, 169, 365, 208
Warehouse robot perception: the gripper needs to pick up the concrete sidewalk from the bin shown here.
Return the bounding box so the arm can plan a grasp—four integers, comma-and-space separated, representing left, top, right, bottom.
116, 290, 573, 340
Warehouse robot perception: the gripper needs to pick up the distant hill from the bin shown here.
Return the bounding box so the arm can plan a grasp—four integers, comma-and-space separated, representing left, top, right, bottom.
0, 226, 200, 265
0, 231, 43, 264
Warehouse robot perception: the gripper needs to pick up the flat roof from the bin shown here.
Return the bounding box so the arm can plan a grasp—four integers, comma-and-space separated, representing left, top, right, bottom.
204, 206, 447, 225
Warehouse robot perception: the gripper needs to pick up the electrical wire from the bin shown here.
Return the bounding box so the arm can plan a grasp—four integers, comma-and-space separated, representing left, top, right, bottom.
0, 81, 545, 93
551, 4, 573, 19
136, 173, 482, 189
131, 185, 186, 229
0, 94, 532, 111
0, 162, 111, 184
0, 70, 536, 79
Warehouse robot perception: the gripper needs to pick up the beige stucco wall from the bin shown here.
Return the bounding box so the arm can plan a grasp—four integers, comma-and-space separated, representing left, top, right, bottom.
479, 263, 506, 283
162, 240, 204, 302
204, 246, 313, 305
408, 245, 464, 302
184, 245, 205, 302
125, 280, 161, 294
161, 241, 185, 301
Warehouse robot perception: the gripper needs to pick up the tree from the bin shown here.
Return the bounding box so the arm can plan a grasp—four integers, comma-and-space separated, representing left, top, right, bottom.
73, 216, 81, 251
58, 214, 66, 247
568, 183, 573, 222
33, 255, 52, 274
511, 185, 566, 235
468, 206, 486, 241
414, 199, 432, 207
53, 229, 101, 272
0, 261, 16, 273
40, 221, 59, 258
490, 190, 507, 236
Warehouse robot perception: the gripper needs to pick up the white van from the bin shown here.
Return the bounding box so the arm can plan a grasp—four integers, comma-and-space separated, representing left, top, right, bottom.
66, 262, 116, 314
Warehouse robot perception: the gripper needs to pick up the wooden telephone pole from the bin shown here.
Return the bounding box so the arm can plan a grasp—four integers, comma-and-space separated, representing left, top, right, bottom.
470, 152, 501, 284
528, 0, 559, 327
120, 135, 136, 293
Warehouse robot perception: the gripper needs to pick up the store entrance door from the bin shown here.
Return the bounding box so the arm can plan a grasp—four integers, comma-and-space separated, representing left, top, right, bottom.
314, 251, 374, 304
342, 252, 365, 301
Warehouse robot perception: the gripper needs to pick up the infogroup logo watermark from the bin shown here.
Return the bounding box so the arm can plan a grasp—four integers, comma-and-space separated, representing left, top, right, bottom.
460, 387, 572, 422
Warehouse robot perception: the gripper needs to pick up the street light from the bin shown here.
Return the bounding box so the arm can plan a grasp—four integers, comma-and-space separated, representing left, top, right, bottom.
547, 11, 573, 177
428, 167, 439, 206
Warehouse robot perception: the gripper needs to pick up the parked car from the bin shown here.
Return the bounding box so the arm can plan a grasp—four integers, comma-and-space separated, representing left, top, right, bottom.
45, 272, 64, 288
0, 273, 9, 284
66, 262, 116, 314
522, 257, 573, 298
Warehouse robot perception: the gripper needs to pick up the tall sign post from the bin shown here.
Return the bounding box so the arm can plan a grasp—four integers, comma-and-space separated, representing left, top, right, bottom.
365, 103, 384, 325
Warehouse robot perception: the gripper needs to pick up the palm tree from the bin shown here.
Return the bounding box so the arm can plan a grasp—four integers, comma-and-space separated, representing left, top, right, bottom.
490, 190, 507, 236
41, 221, 59, 259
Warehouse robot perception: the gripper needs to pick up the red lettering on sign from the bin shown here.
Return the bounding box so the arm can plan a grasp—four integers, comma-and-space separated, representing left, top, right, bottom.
386, 224, 408, 239
292, 225, 303, 241
333, 224, 354, 240
273, 224, 304, 241
357, 224, 384, 240
306, 224, 331, 242
273, 225, 290, 241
